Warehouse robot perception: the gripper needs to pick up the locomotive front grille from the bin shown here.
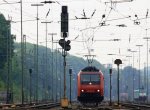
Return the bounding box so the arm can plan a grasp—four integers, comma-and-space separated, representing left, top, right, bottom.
78, 92, 104, 103
80, 92, 100, 97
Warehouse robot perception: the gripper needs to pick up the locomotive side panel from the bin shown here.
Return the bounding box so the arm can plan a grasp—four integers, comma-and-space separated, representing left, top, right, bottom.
77, 71, 81, 97
100, 72, 104, 96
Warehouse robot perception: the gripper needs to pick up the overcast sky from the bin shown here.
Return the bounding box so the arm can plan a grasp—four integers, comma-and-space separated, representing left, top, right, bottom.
0, 0, 150, 69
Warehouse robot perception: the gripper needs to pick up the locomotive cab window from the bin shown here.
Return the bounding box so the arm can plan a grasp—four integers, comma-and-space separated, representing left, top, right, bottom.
80, 74, 100, 84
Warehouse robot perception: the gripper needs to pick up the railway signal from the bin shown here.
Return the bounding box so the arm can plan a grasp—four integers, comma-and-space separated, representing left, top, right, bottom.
65, 40, 71, 51
59, 39, 71, 51
60, 6, 70, 108
59, 39, 64, 47
114, 59, 122, 106
61, 6, 68, 38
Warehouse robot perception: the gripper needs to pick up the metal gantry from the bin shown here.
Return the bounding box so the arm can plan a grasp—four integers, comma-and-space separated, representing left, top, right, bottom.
48, 33, 57, 101
58, 48, 63, 99
143, 36, 150, 103
41, 21, 52, 101
23, 35, 27, 102
20, 0, 24, 104
6, 20, 11, 104
54, 41, 58, 102
31, 3, 44, 102
136, 45, 143, 97
128, 50, 137, 101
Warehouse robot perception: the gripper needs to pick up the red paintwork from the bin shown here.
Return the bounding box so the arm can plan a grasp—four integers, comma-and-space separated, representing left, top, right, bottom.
77, 71, 104, 97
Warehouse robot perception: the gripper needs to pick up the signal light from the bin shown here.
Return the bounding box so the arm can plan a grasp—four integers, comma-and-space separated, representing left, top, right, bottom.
29, 69, 32, 73
61, 6, 68, 38
59, 39, 71, 51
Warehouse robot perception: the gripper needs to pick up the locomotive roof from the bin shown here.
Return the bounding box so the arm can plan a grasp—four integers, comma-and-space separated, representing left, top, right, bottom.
81, 66, 99, 72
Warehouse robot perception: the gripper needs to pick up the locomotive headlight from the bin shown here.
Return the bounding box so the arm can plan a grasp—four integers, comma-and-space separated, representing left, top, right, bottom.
81, 90, 84, 92
89, 82, 92, 85
97, 90, 100, 92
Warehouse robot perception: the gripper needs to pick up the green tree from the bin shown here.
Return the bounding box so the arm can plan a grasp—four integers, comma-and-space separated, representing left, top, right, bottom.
0, 14, 14, 69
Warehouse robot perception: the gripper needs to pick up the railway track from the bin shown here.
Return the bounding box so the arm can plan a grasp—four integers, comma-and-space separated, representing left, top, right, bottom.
120, 102, 150, 110
69, 101, 112, 110
31, 103, 60, 109
66, 101, 150, 110
1, 101, 150, 110
0, 102, 60, 109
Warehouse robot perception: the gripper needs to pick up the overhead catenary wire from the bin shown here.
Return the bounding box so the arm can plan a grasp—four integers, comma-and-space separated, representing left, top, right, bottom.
0, 0, 57, 22
78, 3, 116, 56
1, 0, 150, 66
80, 0, 149, 55
0, 1, 36, 19
0, 0, 59, 44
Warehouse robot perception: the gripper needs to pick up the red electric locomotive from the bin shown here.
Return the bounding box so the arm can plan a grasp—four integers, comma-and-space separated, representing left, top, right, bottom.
77, 66, 104, 104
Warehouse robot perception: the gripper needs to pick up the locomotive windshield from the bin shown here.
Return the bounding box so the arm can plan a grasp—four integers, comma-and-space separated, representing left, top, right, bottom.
80, 74, 100, 84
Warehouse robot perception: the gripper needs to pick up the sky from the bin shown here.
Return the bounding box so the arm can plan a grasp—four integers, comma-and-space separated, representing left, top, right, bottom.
0, 0, 150, 69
